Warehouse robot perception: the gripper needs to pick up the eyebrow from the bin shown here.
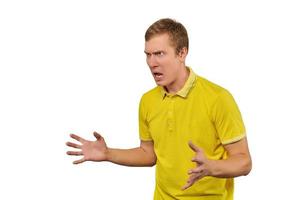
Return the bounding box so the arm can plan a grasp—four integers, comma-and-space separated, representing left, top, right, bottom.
144, 50, 164, 55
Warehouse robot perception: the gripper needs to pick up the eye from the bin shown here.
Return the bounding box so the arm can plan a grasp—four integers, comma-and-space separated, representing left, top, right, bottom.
155, 51, 165, 57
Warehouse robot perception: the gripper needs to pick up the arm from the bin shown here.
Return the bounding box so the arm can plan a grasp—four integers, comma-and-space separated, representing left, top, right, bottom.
107, 140, 156, 167
208, 137, 252, 178
66, 132, 156, 167
182, 137, 252, 190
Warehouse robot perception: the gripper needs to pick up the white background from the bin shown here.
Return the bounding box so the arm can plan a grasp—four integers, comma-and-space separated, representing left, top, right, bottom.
1, 0, 299, 199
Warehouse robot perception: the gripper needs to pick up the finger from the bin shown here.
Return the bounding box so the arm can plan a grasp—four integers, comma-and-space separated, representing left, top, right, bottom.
70, 134, 85, 143
191, 156, 204, 164
93, 131, 102, 140
187, 173, 198, 183
73, 157, 85, 164
194, 173, 205, 181
188, 167, 203, 175
181, 182, 193, 190
182, 172, 201, 190
66, 151, 83, 156
190, 172, 205, 182
188, 141, 201, 153
66, 142, 82, 149
181, 183, 191, 190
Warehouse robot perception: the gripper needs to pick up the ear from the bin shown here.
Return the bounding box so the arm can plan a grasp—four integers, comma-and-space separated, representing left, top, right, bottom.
178, 47, 188, 62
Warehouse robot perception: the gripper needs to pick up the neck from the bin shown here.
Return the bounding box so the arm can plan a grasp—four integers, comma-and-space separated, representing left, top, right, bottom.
165, 66, 190, 94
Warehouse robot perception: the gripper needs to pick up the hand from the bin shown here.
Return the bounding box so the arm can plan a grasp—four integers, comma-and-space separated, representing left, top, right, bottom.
66, 131, 108, 164
181, 141, 212, 190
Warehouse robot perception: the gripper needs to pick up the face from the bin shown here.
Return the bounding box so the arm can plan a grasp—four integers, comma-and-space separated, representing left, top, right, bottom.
144, 33, 186, 87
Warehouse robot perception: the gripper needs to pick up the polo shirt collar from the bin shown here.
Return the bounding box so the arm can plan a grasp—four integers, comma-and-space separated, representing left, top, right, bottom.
160, 67, 196, 99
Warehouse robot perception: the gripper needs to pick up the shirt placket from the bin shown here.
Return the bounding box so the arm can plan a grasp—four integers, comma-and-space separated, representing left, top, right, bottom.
166, 95, 175, 133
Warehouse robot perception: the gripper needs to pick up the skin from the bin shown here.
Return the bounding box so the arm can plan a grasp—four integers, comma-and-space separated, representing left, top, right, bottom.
66, 132, 156, 166
181, 138, 252, 190
66, 33, 252, 191
144, 33, 189, 94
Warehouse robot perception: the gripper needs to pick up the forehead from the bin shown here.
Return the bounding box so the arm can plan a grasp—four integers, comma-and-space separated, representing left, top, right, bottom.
144, 33, 174, 52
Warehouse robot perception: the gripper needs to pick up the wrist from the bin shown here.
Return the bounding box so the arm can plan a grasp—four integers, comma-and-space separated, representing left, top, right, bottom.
206, 159, 218, 177
105, 148, 112, 162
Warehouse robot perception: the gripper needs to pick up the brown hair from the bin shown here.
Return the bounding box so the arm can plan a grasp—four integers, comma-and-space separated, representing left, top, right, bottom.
145, 18, 189, 55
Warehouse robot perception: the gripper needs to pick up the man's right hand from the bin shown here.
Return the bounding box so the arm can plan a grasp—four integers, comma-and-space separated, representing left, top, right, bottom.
66, 131, 108, 164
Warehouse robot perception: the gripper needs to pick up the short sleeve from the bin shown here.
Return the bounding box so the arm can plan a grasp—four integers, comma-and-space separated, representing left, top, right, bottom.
212, 90, 246, 145
138, 96, 153, 141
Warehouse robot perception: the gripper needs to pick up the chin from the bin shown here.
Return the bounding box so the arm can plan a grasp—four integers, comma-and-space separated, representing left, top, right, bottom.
154, 77, 170, 87
155, 81, 167, 87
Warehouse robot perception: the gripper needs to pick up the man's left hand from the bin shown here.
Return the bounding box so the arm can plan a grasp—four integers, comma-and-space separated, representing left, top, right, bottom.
181, 141, 213, 190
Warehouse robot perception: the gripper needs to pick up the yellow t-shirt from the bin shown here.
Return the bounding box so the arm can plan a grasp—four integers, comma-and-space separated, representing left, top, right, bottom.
139, 67, 246, 200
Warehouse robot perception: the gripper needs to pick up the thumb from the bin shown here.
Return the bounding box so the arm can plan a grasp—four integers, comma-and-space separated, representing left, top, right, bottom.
188, 141, 201, 153
93, 131, 102, 140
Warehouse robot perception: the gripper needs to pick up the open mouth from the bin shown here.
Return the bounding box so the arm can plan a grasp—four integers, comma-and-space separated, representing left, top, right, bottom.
153, 72, 163, 78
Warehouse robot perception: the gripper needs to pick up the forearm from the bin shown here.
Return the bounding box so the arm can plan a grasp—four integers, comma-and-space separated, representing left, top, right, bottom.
208, 154, 252, 178
106, 147, 156, 167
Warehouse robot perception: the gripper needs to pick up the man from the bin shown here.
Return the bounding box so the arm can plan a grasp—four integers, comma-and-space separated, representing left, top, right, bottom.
66, 18, 252, 200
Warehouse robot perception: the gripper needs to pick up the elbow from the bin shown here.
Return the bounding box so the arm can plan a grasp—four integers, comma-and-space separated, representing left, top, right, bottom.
143, 154, 156, 167
242, 157, 252, 176
148, 157, 157, 167
146, 150, 157, 167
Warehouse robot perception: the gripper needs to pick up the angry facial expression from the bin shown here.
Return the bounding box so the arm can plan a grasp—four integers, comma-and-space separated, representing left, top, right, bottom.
144, 33, 186, 88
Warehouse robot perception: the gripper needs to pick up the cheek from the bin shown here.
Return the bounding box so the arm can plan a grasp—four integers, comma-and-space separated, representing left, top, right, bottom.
159, 57, 173, 69
146, 57, 151, 65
